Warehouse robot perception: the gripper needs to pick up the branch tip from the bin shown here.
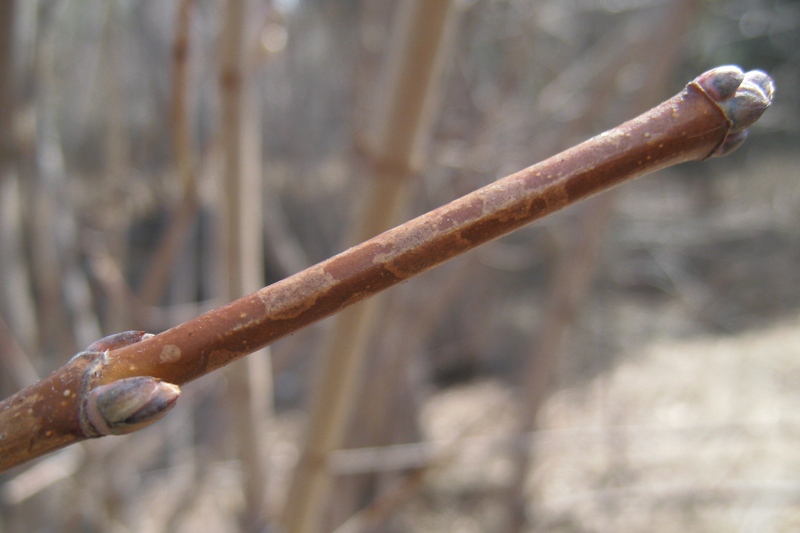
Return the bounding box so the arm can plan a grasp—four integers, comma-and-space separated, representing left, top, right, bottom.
693, 66, 774, 132
692, 65, 774, 158
721, 69, 775, 133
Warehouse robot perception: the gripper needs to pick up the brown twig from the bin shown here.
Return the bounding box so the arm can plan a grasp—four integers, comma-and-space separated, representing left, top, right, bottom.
0, 66, 774, 473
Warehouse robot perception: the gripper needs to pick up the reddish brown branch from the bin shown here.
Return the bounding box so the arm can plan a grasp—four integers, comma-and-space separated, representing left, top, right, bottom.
0, 67, 774, 473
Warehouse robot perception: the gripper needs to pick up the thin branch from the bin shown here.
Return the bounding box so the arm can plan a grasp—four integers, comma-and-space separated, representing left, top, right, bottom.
0, 66, 774, 473
137, 0, 198, 309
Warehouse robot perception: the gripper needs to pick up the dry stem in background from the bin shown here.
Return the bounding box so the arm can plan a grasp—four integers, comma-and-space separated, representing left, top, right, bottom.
218, 0, 273, 528
282, 1, 459, 531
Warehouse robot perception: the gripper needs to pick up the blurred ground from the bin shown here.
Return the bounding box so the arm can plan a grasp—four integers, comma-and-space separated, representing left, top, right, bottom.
412, 311, 800, 532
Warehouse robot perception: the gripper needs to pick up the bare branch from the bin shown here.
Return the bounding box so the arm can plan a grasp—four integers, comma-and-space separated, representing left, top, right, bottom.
0, 66, 774, 473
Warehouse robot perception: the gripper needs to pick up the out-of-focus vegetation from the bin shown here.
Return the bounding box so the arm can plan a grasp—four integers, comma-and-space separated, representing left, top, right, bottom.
0, 0, 797, 531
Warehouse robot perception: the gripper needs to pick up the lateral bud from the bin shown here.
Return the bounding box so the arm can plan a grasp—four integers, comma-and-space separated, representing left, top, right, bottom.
84, 377, 181, 436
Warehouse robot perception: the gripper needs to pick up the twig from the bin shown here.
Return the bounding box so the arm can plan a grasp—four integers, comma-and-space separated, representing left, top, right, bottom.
137, 0, 198, 308
0, 66, 774, 473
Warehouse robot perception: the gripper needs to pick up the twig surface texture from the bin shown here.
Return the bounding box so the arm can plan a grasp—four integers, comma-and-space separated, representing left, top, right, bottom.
0, 66, 774, 472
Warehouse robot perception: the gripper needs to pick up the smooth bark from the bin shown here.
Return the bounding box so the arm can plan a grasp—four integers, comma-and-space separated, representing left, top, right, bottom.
0, 67, 774, 473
